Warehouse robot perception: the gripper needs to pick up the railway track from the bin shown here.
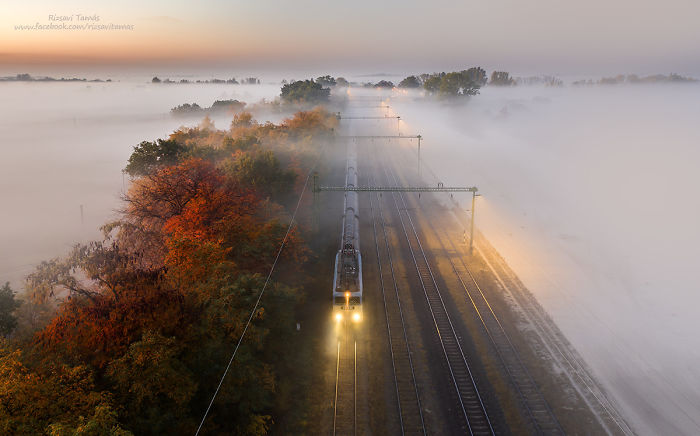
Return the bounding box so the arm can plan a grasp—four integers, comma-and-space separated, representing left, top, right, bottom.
378, 157, 495, 436
333, 329, 357, 436
367, 159, 426, 435
391, 136, 632, 435
388, 148, 565, 435
412, 199, 565, 433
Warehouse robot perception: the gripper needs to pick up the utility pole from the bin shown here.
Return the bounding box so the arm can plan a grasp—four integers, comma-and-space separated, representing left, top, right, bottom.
470, 191, 480, 253
417, 135, 422, 178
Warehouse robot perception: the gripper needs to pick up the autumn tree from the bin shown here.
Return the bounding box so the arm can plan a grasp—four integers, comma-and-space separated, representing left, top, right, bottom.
47, 403, 133, 436
231, 111, 255, 130
124, 158, 226, 230
281, 107, 338, 138
25, 241, 163, 304
9, 106, 329, 435
0, 340, 124, 435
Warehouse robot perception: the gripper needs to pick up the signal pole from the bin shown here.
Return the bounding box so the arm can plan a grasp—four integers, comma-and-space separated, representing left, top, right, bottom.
470, 191, 480, 253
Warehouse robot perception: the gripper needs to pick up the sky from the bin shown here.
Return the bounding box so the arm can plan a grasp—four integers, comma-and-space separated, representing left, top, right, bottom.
2, 0, 700, 76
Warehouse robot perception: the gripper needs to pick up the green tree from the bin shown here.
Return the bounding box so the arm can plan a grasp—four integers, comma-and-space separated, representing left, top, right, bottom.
489, 71, 515, 86
124, 139, 187, 176
422, 74, 443, 93
0, 283, 20, 337
106, 332, 196, 434
398, 75, 421, 88
209, 99, 245, 113
374, 80, 394, 88
280, 80, 330, 104
170, 103, 203, 116
315, 75, 336, 87
228, 150, 297, 199
423, 68, 485, 97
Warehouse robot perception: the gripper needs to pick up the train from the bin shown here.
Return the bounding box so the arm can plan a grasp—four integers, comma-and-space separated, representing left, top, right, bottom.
332, 141, 363, 323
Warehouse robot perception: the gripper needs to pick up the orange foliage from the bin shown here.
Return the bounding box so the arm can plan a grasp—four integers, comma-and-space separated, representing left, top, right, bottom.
35, 286, 191, 369
125, 158, 227, 230
281, 107, 338, 134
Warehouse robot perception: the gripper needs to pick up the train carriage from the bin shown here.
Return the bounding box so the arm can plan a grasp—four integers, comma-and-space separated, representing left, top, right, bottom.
333, 142, 363, 323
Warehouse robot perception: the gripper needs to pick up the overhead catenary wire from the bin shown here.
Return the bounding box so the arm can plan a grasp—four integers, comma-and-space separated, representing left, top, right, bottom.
195, 142, 327, 436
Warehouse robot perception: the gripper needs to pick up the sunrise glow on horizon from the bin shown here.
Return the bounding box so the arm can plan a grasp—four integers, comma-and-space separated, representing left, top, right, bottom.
3, 0, 700, 74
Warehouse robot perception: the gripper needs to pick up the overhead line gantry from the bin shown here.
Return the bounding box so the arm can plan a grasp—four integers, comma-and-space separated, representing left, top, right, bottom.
334, 110, 480, 251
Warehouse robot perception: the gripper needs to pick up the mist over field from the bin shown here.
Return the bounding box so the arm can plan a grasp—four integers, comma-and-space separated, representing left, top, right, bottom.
392, 84, 700, 435
0, 80, 283, 289
2, 76, 700, 434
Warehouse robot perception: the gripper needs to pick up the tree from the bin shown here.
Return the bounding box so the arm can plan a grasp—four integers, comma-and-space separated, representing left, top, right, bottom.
398, 75, 421, 88
315, 75, 336, 87
423, 68, 486, 97
125, 158, 228, 230
47, 403, 133, 436
0, 341, 117, 435
0, 283, 20, 337
151, 77, 161, 83
280, 80, 330, 104
209, 99, 245, 113
230, 111, 255, 130
374, 80, 394, 88
170, 103, 203, 116
228, 150, 297, 199
124, 139, 187, 177
281, 107, 338, 137
199, 115, 215, 132
422, 73, 443, 93
335, 77, 349, 87
106, 332, 196, 434
490, 71, 515, 86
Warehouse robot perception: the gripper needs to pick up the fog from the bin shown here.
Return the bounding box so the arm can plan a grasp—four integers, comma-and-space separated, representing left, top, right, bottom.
0, 80, 284, 289
391, 85, 700, 435
2, 78, 699, 434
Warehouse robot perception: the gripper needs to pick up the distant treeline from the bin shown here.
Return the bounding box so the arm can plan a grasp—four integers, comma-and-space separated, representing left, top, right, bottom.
170, 99, 246, 116
0, 73, 111, 82
152, 76, 260, 84
573, 73, 698, 86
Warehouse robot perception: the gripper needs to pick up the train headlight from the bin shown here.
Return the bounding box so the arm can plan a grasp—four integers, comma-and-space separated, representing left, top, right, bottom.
352, 313, 361, 322
335, 313, 343, 322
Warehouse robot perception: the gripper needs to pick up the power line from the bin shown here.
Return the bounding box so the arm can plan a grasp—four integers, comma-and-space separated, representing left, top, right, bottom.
195, 143, 327, 436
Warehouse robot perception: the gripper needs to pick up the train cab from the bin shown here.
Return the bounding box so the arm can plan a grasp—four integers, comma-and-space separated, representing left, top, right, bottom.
333, 242, 363, 323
